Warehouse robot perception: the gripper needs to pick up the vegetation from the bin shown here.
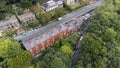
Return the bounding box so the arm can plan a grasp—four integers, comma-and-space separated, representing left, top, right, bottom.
0, 13, 4, 20
36, 7, 67, 25
0, 29, 80, 68
75, 0, 120, 68
54, 8, 67, 18
0, 38, 33, 68
69, 2, 86, 11
61, 45, 72, 55
34, 44, 72, 68
0, 0, 42, 19
7, 51, 32, 68
66, 33, 79, 47
16, 7, 24, 15
64, 2, 86, 11
3, 29, 17, 37
1, 0, 120, 68
0, 1, 7, 12
0, 0, 68, 39
32, 33, 80, 68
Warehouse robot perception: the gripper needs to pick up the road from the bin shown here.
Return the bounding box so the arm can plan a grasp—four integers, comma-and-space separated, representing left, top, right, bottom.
14, 0, 104, 42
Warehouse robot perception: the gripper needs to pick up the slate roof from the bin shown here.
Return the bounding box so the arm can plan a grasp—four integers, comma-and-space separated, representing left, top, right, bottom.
0, 15, 18, 27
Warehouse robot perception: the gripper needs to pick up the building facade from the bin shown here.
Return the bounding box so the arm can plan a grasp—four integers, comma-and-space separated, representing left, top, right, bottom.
42, 0, 63, 12
63, 0, 75, 5
17, 12, 36, 23
16, 14, 90, 56
63, 0, 81, 5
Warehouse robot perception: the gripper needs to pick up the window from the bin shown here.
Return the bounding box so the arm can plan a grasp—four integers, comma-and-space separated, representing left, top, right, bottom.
64, 32, 66, 35
53, 38, 55, 42
42, 43, 44, 45
36, 46, 39, 51
36, 51, 38, 54
30, 49, 32, 52
42, 45, 45, 50
39, 50, 41, 52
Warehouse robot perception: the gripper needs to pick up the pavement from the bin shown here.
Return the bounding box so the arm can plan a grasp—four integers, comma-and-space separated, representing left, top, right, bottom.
14, 0, 104, 42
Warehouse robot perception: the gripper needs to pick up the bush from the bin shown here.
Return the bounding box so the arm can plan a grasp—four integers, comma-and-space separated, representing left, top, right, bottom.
54, 8, 67, 18
28, 20, 40, 28
37, 8, 66, 25
70, 2, 86, 10
63, 3, 72, 11
64, 2, 86, 11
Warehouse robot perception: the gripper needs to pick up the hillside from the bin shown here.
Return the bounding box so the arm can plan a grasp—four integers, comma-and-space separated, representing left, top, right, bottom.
75, 0, 120, 68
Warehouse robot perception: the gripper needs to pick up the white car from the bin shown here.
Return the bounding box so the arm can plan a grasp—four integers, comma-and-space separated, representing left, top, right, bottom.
58, 17, 62, 20
80, 36, 83, 41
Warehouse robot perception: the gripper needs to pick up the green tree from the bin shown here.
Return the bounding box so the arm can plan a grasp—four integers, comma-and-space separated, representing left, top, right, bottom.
28, 20, 40, 28
39, 47, 72, 68
20, 0, 32, 8
50, 57, 66, 68
94, 58, 107, 68
103, 28, 117, 41
16, 7, 24, 15
54, 40, 61, 50
75, 61, 84, 68
6, 0, 20, 3
0, 38, 22, 58
38, 13, 51, 24
32, 0, 39, 4
38, 0, 43, 5
60, 45, 72, 55
0, 13, 4, 20
0, 38, 23, 68
0, 1, 7, 12
36, 61, 40, 68
7, 51, 32, 68
54, 8, 66, 18
76, 0, 120, 68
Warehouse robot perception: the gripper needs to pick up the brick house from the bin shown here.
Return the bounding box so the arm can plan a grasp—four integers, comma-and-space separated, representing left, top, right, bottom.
14, 13, 90, 56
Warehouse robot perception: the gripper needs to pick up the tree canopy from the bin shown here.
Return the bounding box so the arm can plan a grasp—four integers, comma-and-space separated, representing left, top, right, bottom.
75, 0, 120, 68
0, 38, 32, 68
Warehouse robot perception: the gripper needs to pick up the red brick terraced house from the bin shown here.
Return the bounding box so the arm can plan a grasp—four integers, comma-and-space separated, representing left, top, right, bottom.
14, 13, 91, 56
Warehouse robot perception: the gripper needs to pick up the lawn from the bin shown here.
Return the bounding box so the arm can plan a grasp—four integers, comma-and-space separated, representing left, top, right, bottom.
66, 33, 80, 46
64, 2, 86, 11
70, 2, 86, 10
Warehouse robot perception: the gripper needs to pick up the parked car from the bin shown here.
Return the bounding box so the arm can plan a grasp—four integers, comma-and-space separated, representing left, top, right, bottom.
58, 17, 62, 20
80, 36, 83, 41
